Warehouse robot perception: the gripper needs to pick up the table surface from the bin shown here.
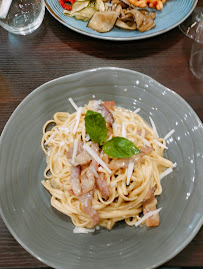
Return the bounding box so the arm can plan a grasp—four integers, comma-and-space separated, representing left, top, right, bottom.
0, 1, 203, 268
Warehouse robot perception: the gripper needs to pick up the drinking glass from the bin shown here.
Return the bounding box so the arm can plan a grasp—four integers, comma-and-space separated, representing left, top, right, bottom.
179, 7, 203, 80
189, 19, 203, 80
179, 7, 203, 39
0, 0, 45, 35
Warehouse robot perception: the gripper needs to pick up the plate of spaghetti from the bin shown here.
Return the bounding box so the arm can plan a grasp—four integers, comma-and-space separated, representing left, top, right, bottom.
0, 67, 203, 269
41, 99, 175, 230
45, 0, 198, 40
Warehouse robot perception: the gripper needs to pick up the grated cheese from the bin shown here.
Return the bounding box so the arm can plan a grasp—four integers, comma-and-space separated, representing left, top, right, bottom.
139, 136, 151, 147
122, 121, 126, 138
85, 134, 90, 141
93, 100, 102, 110
126, 160, 134, 185
172, 162, 177, 168
104, 2, 112, 7
53, 141, 65, 147
68, 98, 78, 111
44, 131, 59, 145
153, 139, 168, 149
135, 208, 162, 227
98, 166, 104, 172
55, 151, 64, 157
58, 127, 70, 133
134, 108, 141, 114
149, 116, 159, 138
112, 123, 120, 132
83, 144, 112, 174
73, 227, 95, 233
91, 166, 99, 178
164, 129, 175, 141
72, 107, 82, 135
72, 139, 78, 165
160, 167, 173, 180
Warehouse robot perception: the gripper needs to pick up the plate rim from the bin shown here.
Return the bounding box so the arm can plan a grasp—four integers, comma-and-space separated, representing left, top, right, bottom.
44, 0, 198, 41
0, 67, 203, 269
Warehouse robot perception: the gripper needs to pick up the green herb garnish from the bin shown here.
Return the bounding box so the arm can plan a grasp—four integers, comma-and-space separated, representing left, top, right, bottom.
102, 137, 141, 158
85, 110, 141, 158
85, 110, 107, 145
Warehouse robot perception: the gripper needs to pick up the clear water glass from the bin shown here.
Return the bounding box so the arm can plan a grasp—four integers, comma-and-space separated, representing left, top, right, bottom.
179, 8, 203, 39
0, 0, 45, 35
189, 19, 203, 80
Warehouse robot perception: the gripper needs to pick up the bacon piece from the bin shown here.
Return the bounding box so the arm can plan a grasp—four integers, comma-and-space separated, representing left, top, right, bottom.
107, 126, 113, 138
74, 150, 92, 166
81, 172, 95, 194
66, 142, 84, 159
98, 103, 114, 124
108, 154, 141, 170
108, 146, 154, 170
143, 185, 157, 202
69, 142, 101, 226
81, 143, 99, 194
139, 146, 154, 154
108, 158, 130, 170
102, 101, 115, 111
96, 173, 110, 200
90, 143, 100, 169
87, 100, 114, 124
143, 187, 159, 227
78, 191, 100, 226
66, 142, 92, 166
69, 189, 74, 195
102, 153, 109, 165
70, 165, 82, 196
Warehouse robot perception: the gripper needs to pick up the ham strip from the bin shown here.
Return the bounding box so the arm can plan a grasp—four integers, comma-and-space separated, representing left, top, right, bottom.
96, 173, 110, 200
108, 154, 141, 170
143, 187, 159, 227
78, 191, 100, 226
108, 146, 154, 170
74, 150, 92, 166
66, 142, 84, 159
90, 143, 100, 170
97, 103, 114, 124
81, 173, 95, 194
81, 143, 99, 194
102, 101, 115, 111
139, 146, 154, 154
66, 142, 92, 166
88, 100, 114, 124
68, 142, 101, 226
70, 165, 82, 196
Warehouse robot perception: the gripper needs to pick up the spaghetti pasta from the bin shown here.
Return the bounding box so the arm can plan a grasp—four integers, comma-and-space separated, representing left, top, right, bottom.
41, 100, 174, 230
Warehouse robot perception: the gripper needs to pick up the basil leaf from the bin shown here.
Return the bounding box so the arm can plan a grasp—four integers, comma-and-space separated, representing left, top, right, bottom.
85, 110, 107, 145
102, 137, 141, 158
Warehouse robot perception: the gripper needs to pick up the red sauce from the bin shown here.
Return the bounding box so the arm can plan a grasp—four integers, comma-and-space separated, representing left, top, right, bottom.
59, 0, 76, 11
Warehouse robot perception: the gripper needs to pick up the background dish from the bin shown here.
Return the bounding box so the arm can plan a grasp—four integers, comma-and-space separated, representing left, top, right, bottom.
45, 0, 198, 40
0, 67, 202, 269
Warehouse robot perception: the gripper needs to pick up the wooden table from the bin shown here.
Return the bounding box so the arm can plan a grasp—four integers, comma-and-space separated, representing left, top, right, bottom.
0, 1, 202, 268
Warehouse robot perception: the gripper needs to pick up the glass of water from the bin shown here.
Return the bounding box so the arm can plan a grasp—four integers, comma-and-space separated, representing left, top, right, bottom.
189, 19, 203, 80
0, 0, 45, 35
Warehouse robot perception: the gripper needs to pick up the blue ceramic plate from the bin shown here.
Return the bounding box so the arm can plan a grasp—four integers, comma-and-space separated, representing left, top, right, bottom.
0, 67, 203, 269
45, 0, 198, 40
